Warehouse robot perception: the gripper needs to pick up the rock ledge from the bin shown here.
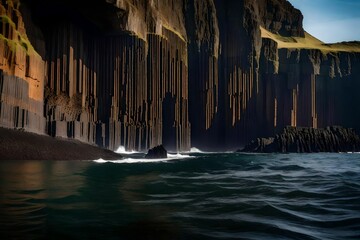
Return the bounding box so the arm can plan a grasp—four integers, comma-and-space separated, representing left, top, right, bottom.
240, 126, 360, 153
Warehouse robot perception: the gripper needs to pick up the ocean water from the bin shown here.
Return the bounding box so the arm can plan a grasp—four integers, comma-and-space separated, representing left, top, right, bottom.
0, 152, 360, 239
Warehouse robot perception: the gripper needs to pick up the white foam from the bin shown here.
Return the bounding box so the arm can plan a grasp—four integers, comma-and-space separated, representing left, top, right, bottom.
167, 153, 192, 158
93, 159, 109, 163
114, 157, 172, 163
182, 147, 219, 154
93, 153, 193, 164
190, 147, 203, 153
115, 146, 139, 154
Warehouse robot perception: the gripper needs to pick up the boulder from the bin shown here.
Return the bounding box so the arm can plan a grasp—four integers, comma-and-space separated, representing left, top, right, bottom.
145, 145, 168, 159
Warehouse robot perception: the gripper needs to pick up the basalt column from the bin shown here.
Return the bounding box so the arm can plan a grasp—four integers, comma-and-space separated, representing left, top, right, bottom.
0, 0, 45, 134
259, 45, 323, 135
42, 20, 191, 151
97, 35, 147, 151
314, 52, 360, 131
215, 0, 260, 149
43, 23, 149, 151
100, 30, 191, 152
147, 28, 191, 152
259, 39, 360, 137
44, 23, 98, 144
186, 0, 220, 150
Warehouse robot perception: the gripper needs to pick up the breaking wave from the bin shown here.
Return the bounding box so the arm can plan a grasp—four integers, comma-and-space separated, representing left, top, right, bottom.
114, 146, 140, 154
94, 153, 193, 164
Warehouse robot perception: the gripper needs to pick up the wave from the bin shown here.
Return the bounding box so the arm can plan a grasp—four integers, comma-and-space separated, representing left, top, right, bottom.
167, 153, 192, 158
182, 147, 220, 154
190, 147, 204, 153
114, 146, 140, 154
94, 158, 167, 164
268, 165, 307, 171
180, 147, 205, 154
94, 153, 193, 164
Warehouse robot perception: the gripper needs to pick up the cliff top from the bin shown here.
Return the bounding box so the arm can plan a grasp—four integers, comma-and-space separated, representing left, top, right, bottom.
260, 26, 360, 53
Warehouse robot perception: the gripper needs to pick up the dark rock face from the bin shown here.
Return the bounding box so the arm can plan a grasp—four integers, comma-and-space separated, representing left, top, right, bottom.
241, 126, 360, 153
145, 145, 167, 159
0, 0, 359, 154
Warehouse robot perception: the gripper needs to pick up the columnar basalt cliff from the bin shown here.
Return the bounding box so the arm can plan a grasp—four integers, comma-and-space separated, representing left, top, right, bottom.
0, 0, 45, 133
20, 0, 192, 152
0, 0, 359, 152
259, 28, 360, 140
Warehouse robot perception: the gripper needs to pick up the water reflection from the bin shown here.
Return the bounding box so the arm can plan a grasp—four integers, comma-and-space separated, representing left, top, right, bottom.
0, 160, 180, 239
0, 161, 88, 239
80, 164, 180, 239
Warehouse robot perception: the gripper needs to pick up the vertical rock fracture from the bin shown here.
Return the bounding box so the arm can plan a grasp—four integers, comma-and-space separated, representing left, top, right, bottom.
0, 0, 359, 152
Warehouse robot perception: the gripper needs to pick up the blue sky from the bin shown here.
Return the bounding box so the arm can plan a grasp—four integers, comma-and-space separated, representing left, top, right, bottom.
287, 0, 360, 43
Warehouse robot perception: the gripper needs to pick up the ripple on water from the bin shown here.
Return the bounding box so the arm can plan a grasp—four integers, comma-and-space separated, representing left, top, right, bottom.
0, 153, 359, 239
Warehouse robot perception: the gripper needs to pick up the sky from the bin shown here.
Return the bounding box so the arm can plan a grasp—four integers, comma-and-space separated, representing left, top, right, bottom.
287, 0, 360, 43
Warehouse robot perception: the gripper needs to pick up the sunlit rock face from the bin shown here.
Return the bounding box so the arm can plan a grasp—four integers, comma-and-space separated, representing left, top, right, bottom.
0, 0, 45, 133
0, 0, 359, 152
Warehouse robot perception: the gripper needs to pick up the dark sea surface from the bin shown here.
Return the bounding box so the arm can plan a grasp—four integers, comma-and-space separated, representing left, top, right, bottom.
0, 151, 360, 239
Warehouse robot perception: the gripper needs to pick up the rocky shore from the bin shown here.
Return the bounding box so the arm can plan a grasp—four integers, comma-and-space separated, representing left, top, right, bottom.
0, 127, 122, 160
240, 126, 360, 153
